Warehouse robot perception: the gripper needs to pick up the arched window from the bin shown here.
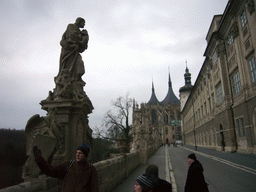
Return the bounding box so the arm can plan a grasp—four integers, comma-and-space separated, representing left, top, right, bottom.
170, 115, 175, 125
164, 114, 168, 124
152, 110, 158, 124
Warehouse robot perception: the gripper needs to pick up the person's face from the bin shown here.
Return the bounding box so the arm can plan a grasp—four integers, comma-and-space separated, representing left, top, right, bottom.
76, 150, 86, 162
187, 158, 195, 166
78, 20, 85, 28
134, 182, 142, 192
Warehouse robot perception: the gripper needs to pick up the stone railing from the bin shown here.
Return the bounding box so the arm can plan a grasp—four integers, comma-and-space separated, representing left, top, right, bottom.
0, 152, 140, 192
95, 152, 140, 192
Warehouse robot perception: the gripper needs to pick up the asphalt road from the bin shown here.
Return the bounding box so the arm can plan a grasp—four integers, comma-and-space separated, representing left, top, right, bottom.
168, 145, 256, 192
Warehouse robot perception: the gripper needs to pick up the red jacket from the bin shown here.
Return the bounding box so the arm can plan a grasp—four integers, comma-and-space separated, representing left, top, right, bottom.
35, 157, 99, 192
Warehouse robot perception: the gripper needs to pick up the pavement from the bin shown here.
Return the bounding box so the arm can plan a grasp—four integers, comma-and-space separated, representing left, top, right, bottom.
112, 145, 176, 192
112, 145, 256, 192
168, 145, 256, 192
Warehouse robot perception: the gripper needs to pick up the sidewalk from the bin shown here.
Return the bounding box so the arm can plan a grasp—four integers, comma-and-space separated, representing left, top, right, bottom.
181, 145, 256, 169
112, 146, 173, 192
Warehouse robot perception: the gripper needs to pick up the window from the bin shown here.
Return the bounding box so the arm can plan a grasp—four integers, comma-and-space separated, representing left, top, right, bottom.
208, 98, 212, 112
165, 127, 168, 135
212, 51, 218, 65
216, 84, 223, 104
164, 114, 168, 124
170, 115, 175, 125
226, 31, 234, 49
236, 117, 245, 137
177, 120, 181, 126
240, 9, 247, 28
231, 70, 241, 95
152, 110, 158, 124
212, 93, 215, 106
249, 56, 256, 83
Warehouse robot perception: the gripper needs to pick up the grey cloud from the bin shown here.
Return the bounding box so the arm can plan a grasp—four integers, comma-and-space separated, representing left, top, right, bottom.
0, 0, 228, 130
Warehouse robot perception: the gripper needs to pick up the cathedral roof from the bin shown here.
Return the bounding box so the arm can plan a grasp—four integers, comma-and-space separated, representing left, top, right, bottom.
161, 74, 180, 105
147, 81, 160, 105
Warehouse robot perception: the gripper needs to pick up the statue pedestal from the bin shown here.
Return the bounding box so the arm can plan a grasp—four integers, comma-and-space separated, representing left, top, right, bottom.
40, 98, 93, 164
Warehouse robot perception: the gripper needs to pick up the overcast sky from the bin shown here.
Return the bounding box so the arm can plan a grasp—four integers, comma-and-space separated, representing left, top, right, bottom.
0, 0, 228, 130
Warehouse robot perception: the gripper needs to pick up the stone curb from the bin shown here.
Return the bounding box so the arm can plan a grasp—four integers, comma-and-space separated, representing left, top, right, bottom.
166, 146, 178, 192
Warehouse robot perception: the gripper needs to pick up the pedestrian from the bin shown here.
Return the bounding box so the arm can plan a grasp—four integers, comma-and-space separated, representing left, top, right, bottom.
134, 173, 156, 192
185, 153, 209, 192
145, 164, 172, 192
33, 143, 99, 192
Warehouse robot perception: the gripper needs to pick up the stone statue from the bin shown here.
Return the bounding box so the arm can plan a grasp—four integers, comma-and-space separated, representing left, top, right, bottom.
45, 17, 90, 101
22, 18, 94, 183
58, 17, 88, 82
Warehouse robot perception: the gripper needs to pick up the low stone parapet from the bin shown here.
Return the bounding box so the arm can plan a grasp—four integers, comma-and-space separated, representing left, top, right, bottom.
94, 152, 140, 192
0, 152, 140, 192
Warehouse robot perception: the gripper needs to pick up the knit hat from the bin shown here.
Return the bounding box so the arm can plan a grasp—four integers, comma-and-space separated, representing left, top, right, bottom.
136, 173, 156, 191
77, 143, 90, 157
188, 153, 197, 160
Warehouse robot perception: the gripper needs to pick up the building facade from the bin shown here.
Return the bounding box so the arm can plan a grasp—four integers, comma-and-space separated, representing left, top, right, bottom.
180, 0, 256, 153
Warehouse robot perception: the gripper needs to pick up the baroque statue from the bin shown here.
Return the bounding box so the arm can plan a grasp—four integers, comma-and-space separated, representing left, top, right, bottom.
22, 18, 93, 180
47, 17, 90, 101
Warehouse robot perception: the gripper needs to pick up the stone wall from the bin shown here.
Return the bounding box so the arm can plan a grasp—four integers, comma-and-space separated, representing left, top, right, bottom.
0, 152, 140, 192
95, 152, 140, 192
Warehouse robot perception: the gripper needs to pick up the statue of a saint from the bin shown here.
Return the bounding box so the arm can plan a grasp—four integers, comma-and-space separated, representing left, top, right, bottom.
57, 17, 89, 83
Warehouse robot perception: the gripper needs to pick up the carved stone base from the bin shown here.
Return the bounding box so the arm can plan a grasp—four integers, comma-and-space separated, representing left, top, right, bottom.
40, 98, 93, 164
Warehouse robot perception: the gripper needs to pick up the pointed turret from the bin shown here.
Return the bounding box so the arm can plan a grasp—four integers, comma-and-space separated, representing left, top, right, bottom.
179, 63, 193, 110
161, 73, 180, 105
147, 80, 160, 105
179, 64, 193, 93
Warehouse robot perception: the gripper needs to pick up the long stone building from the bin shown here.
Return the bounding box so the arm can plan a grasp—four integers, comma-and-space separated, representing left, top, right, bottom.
131, 73, 182, 159
180, 0, 256, 153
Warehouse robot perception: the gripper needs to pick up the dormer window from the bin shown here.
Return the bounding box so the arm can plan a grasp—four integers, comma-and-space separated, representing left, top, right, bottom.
226, 31, 234, 49
240, 9, 247, 28
212, 51, 218, 65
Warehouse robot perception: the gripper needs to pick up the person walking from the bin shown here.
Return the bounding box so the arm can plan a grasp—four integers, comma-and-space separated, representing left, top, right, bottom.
33, 143, 98, 192
185, 153, 209, 192
145, 164, 172, 192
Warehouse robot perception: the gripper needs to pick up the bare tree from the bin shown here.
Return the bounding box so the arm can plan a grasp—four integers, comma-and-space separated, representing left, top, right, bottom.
94, 92, 133, 141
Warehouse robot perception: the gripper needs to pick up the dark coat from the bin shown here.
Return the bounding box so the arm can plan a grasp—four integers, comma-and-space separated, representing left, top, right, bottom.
155, 178, 172, 192
35, 157, 98, 192
185, 160, 209, 192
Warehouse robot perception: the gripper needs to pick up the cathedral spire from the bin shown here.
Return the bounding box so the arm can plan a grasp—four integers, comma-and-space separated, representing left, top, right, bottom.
152, 77, 155, 92
168, 71, 172, 88
161, 71, 180, 105
147, 79, 160, 104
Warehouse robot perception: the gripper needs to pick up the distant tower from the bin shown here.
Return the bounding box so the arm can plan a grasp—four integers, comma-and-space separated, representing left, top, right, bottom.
179, 62, 193, 110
